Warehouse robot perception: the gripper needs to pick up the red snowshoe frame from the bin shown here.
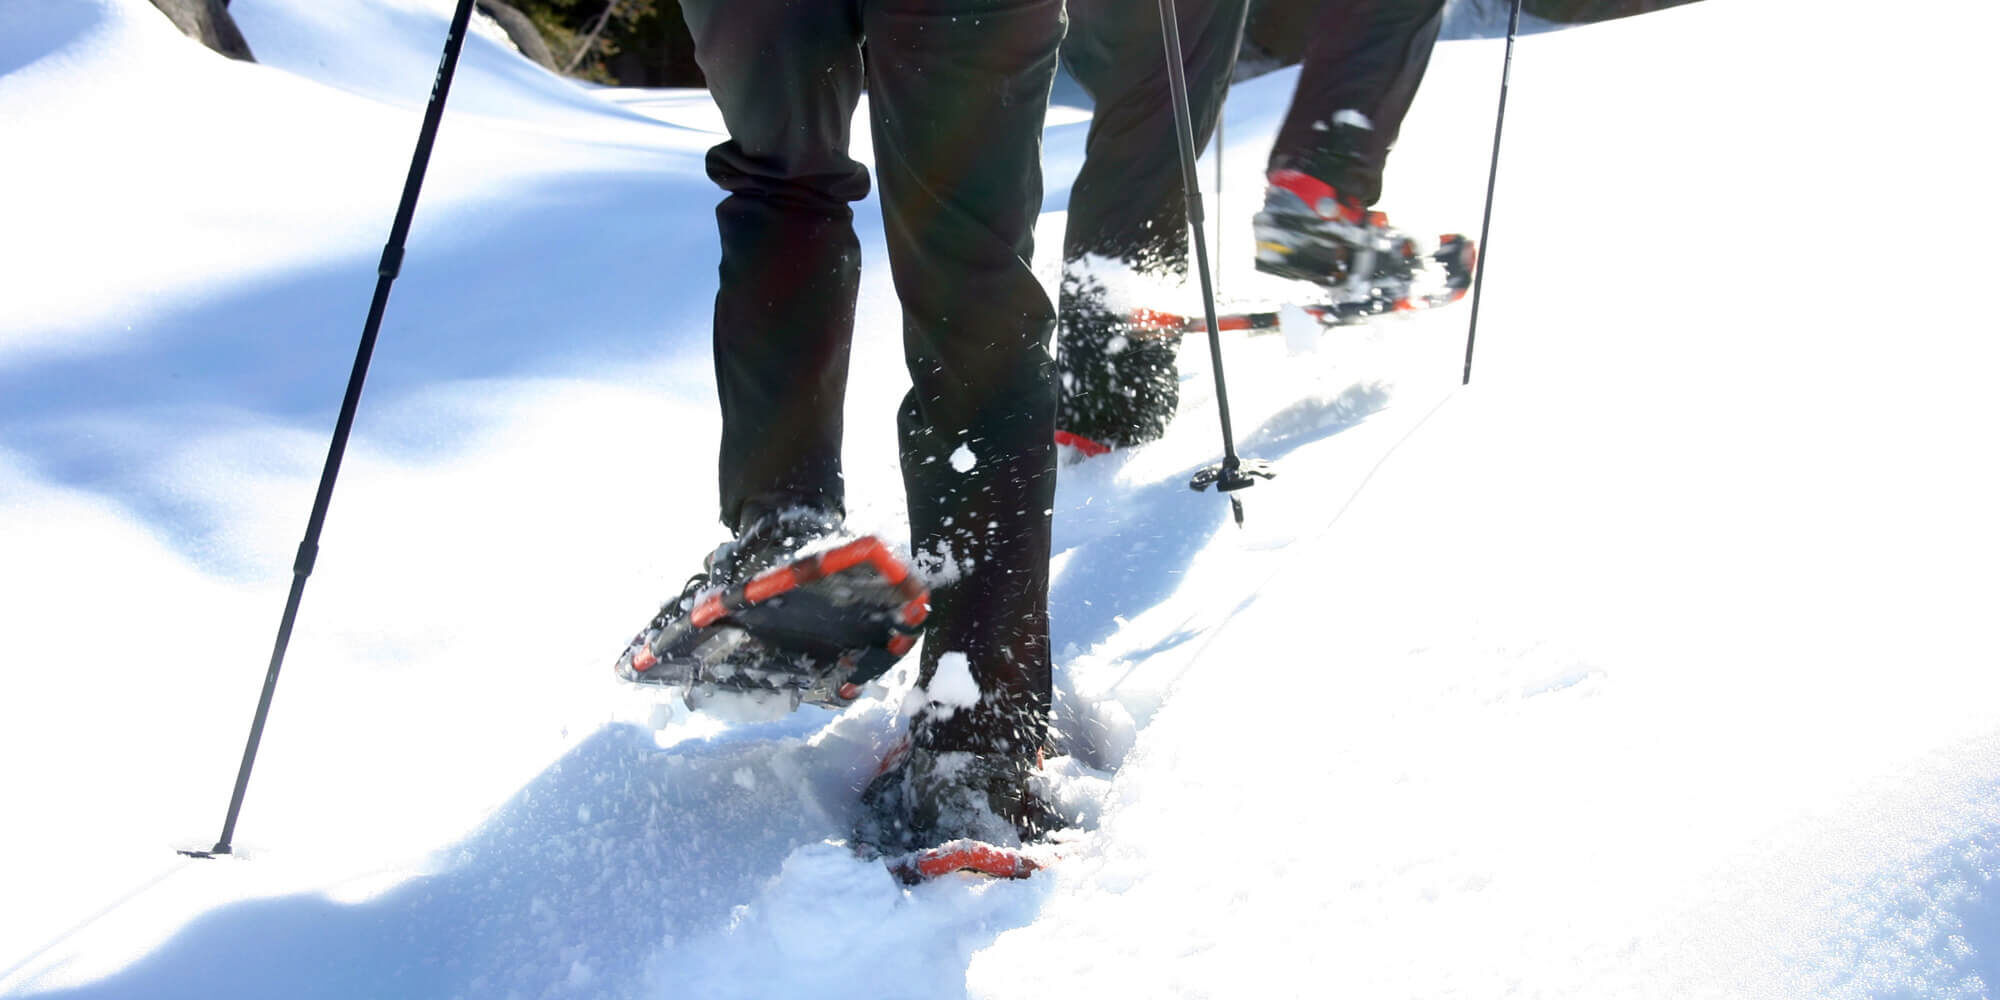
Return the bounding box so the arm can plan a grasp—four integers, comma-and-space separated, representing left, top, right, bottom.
623, 536, 929, 708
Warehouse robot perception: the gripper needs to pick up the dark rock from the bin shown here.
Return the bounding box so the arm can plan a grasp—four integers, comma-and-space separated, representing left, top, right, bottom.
146, 0, 254, 61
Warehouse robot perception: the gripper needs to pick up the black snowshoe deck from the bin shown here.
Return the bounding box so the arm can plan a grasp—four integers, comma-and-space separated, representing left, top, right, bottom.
617, 536, 929, 710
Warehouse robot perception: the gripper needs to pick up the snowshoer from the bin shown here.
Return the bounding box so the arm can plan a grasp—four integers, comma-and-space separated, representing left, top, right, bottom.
1254, 0, 1448, 287
1054, 0, 1458, 458
1054, 0, 1251, 455
617, 0, 1067, 857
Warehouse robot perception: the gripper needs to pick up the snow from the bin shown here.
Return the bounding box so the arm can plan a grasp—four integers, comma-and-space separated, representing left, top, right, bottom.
3, 0, 1998, 998
926, 652, 983, 712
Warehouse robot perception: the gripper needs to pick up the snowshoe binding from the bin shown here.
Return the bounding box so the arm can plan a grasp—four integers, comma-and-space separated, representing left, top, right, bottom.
1253, 169, 1476, 325
854, 739, 1063, 883
615, 507, 929, 712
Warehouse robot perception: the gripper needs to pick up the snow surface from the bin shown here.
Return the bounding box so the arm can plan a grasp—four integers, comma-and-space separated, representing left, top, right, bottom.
4, 0, 1998, 997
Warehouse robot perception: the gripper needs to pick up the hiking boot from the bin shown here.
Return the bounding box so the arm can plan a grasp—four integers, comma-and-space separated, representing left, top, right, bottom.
1054, 258, 1189, 454
855, 742, 1061, 854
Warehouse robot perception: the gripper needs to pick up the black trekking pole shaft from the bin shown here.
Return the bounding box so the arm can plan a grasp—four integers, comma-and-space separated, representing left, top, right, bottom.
185, 0, 478, 859
1156, 0, 1238, 467
1214, 101, 1224, 299
1461, 0, 1523, 385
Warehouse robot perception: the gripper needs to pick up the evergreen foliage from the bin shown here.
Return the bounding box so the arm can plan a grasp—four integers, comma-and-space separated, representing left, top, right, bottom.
509, 0, 670, 84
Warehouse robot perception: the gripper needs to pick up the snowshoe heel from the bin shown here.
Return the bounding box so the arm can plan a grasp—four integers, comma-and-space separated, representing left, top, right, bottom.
618, 535, 929, 710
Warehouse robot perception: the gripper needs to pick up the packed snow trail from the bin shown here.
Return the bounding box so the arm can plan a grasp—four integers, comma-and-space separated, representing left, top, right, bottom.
5, 1, 2000, 998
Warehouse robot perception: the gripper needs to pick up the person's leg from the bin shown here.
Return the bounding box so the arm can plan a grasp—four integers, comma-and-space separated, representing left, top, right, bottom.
1267, 0, 1446, 206
679, 0, 869, 530
1053, 0, 1247, 450
862, 0, 1066, 758
1060, 0, 1250, 271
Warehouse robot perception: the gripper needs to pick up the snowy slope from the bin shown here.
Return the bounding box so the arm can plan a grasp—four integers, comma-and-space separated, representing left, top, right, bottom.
4, 0, 1999, 997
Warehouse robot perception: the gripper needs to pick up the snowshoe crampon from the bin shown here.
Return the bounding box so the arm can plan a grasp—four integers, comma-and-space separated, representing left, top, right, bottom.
616, 535, 929, 711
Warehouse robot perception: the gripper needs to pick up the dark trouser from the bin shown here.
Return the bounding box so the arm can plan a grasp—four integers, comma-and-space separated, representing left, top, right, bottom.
1060, 0, 1250, 274
1053, 0, 1247, 449
681, 0, 1065, 756
1267, 0, 1445, 206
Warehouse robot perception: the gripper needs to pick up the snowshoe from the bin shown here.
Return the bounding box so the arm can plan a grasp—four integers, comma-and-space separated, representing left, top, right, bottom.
854, 739, 1063, 882
615, 508, 929, 712
1253, 168, 1476, 323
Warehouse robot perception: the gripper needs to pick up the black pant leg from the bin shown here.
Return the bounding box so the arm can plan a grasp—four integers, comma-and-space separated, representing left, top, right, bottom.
1061, 0, 1249, 274
863, 0, 1066, 756
1268, 0, 1446, 206
679, 0, 870, 529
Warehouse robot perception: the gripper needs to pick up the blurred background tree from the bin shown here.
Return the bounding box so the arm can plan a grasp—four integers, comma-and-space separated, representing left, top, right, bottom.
1244, 0, 1704, 72
508, 0, 702, 86
498, 0, 1699, 90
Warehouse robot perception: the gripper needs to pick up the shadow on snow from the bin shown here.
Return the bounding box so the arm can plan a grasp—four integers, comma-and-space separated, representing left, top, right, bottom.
24, 715, 1049, 1000
0, 163, 716, 570
1049, 379, 1393, 657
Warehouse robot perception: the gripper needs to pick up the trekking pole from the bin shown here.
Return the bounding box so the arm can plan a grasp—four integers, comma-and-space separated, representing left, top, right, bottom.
1160, 0, 1273, 526
181, 0, 479, 859
1214, 98, 1225, 300
1461, 0, 1524, 385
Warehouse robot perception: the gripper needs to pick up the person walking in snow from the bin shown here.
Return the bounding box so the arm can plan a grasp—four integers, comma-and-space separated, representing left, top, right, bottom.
613, 0, 1068, 854
1253, 0, 1449, 290
1054, 0, 1450, 455
1054, 0, 1252, 456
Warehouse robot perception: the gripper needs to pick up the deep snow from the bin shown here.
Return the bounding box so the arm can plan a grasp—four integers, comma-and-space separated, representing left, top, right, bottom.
3, 0, 1998, 997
